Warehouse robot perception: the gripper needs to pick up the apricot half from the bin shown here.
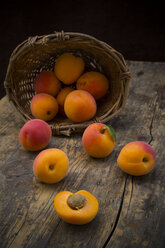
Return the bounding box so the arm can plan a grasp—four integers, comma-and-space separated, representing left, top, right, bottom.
54, 190, 99, 225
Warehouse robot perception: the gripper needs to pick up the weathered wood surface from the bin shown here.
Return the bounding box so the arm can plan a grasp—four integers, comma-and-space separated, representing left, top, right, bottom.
0, 61, 165, 248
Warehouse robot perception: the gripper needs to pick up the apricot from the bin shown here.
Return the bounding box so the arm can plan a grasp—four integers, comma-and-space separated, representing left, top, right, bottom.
19, 119, 52, 151
33, 148, 69, 184
56, 87, 74, 115
54, 190, 99, 225
34, 71, 61, 96
76, 71, 109, 100
64, 90, 97, 122
54, 53, 85, 85
117, 141, 156, 176
30, 93, 58, 121
82, 123, 116, 158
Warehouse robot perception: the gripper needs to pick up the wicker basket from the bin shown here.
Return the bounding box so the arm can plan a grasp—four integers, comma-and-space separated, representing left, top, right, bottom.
4, 31, 130, 136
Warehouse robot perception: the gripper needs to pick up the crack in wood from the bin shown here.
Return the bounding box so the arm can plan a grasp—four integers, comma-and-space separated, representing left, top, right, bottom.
148, 95, 157, 145
102, 175, 128, 248
126, 176, 134, 216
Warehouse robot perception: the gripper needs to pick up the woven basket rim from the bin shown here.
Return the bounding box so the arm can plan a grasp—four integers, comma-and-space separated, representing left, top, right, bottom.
4, 31, 131, 136
7, 31, 130, 74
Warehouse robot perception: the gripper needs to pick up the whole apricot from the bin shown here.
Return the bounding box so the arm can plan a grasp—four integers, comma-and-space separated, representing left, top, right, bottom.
82, 123, 116, 158
34, 71, 61, 96
56, 87, 74, 115
30, 93, 58, 121
54, 53, 85, 85
117, 141, 156, 176
76, 71, 109, 100
33, 148, 69, 184
19, 119, 52, 151
54, 190, 99, 224
64, 90, 97, 122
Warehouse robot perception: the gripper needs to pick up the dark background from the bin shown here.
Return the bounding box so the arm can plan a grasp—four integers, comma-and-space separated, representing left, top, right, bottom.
0, 0, 165, 99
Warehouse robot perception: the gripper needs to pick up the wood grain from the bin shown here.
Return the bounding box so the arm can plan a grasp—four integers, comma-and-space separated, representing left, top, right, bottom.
0, 61, 165, 248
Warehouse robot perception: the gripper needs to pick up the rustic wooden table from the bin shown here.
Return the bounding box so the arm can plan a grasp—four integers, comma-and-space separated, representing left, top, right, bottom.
0, 61, 165, 248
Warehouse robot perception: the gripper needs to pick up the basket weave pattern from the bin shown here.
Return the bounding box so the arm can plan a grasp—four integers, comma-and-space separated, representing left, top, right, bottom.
4, 31, 130, 136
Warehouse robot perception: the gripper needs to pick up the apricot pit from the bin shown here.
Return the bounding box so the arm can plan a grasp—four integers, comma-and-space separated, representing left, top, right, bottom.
67, 194, 87, 210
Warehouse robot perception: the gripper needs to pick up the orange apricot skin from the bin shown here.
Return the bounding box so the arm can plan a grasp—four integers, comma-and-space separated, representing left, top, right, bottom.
117, 141, 156, 176
19, 119, 52, 151
82, 123, 115, 158
54, 53, 85, 85
54, 190, 99, 225
34, 71, 61, 96
33, 148, 69, 184
56, 87, 74, 115
30, 93, 58, 121
76, 71, 109, 100
64, 90, 97, 122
